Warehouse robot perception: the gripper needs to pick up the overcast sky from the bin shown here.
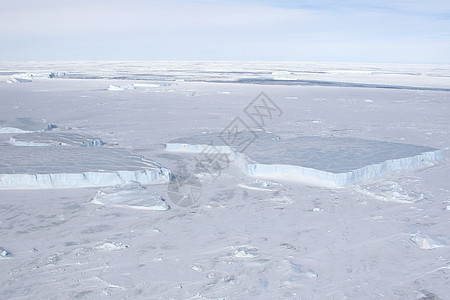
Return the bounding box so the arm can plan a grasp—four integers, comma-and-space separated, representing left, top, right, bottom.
1, 0, 449, 63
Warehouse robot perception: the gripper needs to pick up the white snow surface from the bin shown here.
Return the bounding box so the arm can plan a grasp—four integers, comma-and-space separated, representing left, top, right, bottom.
0, 62, 449, 299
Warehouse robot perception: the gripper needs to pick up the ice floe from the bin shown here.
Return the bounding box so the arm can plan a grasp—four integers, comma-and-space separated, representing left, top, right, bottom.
91, 183, 170, 211
233, 245, 259, 258
237, 179, 283, 191
108, 84, 135, 91
410, 233, 446, 250
0, 247, 11, 260
96, 242, 129, 251
6, 72, 66, 83
355, 181, 426, 203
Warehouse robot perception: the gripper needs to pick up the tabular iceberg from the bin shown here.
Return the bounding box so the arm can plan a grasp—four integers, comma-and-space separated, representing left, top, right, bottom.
0, 146, 171, 189
167, 134, 444, 187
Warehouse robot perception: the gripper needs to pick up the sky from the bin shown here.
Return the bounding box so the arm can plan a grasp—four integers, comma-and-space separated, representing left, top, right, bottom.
0, 0, 449, 63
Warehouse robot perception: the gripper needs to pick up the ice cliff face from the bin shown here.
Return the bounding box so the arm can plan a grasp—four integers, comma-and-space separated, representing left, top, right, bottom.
9, 132, 104, 147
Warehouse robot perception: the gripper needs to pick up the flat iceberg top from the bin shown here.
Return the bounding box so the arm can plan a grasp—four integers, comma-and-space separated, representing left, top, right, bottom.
169, 131, 280, 147
245, 136, 439, 173
0, 146, 161, 174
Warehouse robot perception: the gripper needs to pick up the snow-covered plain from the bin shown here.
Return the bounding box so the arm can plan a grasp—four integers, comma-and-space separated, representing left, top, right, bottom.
0, 61, 449, 299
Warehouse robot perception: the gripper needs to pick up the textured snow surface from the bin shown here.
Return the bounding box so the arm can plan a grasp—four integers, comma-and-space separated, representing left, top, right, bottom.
168, 135, 443, 186
0, 146, 171, 188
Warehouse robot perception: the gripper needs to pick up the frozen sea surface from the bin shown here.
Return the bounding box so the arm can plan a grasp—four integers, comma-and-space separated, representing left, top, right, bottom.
0, 62, 449, 299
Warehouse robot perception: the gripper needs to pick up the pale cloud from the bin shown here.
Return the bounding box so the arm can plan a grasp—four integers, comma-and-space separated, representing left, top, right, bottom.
0, 0, 449, 62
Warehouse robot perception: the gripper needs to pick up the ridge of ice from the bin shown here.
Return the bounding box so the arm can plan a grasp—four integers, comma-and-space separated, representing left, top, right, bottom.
6, 72, 66, 83
0, 118, 56, 133
6, 77, 32, 84
108, 84, 135, 91
9, 132, 104, 147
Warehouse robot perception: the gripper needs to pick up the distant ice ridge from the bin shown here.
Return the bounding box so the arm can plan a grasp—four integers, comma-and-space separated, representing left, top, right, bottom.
6, 72, 66, 83
9, 132, 104, 147
167, 135, 444, 187
108, 82, 171, 90
6, 77, 32, 84
108, 84, 136, 91
0, 147, 171, 189
0, 118, 56, 133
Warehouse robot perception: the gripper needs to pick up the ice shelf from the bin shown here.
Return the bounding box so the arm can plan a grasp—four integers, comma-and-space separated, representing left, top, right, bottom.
167, 135, 444, 186
0, 146, 171, 189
